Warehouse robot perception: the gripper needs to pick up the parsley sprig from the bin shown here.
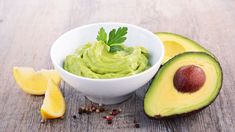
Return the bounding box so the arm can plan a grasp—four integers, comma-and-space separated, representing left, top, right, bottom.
96, 27, 128, 52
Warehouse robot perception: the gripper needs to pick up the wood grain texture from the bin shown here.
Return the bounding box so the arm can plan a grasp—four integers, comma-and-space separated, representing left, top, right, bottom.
0, 0, 235, 131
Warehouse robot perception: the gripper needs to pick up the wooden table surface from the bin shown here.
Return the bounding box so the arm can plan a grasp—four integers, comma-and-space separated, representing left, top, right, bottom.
1, 0, 235, 131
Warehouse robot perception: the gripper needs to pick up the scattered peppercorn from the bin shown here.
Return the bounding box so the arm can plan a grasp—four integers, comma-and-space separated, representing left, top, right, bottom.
133, 119, 137, 124
85, 107, 89, 111
99, 107, 105, 112
107, 120, 112, 124
109, 109, 121, 116
78, 104, 106, 115
80, 106, 85, 110
73, 115, 77, 119
91, 106, 96, 111
85, 110, 91, 114
40, 119, 45, 123
96, 109, 100, 113
134, 123, 140, 128
103, 115, 114, 124
106, 116, 113, 121
89, 109, 92, 113
78, 108, 83, 114
78, 105, 132, 126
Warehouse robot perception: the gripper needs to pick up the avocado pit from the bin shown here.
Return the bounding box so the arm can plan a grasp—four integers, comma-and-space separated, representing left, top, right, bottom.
173, 65, 206, 93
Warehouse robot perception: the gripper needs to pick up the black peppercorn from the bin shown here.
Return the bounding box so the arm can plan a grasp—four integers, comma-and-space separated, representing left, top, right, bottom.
134, 123, 140, 128
107, 120, 112, 124
73, 115, 77, 119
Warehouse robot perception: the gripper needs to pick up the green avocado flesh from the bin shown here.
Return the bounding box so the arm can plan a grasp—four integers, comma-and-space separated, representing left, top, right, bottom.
63, 41, 149, 79
156, 32, 213, 64
144, 52, 222, 118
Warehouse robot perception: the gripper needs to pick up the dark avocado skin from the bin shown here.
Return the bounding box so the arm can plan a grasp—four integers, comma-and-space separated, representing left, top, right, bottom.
144, 52, 223, 119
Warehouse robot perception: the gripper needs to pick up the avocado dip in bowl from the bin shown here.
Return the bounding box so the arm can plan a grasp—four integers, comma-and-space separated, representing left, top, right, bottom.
50, 23, 164, 104
64, 40, 150, 79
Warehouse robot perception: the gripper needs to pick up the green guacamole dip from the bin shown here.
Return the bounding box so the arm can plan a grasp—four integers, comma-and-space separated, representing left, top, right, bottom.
63, 41, 150, 79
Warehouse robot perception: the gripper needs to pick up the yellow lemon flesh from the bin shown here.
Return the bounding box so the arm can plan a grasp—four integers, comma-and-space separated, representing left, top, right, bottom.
13, 67, 61, 95
40, 80, 65, 120
40, 69, 61, 85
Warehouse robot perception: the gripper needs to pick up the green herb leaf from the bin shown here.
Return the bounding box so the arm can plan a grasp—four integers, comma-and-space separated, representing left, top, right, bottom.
107, 27, 128, 45
96, 27, 128, 52
109, 45, 124, 53
96, 27, 107, 43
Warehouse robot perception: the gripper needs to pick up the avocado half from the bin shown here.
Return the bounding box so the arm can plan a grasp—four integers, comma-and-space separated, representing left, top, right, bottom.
144, 52, 222, 118
156, 32, 213, 64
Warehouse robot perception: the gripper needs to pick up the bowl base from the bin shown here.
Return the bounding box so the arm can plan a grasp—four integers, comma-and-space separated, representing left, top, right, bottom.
86, 93, 133, 105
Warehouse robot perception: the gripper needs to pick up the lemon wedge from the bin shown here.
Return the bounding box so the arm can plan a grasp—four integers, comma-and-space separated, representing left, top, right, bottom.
40, 69, 61, 85
13, 67, 61, 95
40, 80, 65, 120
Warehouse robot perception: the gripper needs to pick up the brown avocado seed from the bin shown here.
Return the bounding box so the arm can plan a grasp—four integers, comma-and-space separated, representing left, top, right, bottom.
173, 65, 206, 93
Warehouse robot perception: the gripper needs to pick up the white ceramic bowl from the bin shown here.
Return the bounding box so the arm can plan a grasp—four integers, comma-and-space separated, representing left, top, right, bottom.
51, 23, 164, 104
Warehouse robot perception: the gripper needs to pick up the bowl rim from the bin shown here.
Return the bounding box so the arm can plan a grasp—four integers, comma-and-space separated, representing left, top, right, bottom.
50, 22, 164, 82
